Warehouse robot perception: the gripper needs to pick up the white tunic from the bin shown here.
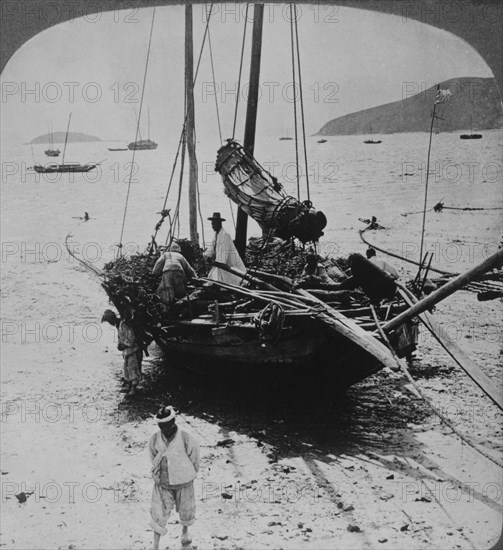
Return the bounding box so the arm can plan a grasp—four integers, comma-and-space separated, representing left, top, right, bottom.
206, 228, 246, 285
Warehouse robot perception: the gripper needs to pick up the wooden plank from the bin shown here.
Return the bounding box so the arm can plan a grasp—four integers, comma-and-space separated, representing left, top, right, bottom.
295, 289, 398, 372
397, 287, 503, 411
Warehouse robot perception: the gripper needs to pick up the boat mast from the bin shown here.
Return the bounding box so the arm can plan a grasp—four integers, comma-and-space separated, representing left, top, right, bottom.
185, 4, 199, 244
62, 113, 72, 165
235, 3, 264, 258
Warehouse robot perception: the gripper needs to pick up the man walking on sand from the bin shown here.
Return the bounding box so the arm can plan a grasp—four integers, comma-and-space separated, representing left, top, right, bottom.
149, 406, 200, 549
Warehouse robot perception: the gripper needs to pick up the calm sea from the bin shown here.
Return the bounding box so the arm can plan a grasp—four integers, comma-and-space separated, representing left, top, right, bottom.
1, 130, 501, 331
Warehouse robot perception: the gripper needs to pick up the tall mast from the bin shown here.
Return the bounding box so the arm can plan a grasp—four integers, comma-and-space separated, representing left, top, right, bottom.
185, 4, 199, 244
62, 112, 72, 165
235, 3, 264, 258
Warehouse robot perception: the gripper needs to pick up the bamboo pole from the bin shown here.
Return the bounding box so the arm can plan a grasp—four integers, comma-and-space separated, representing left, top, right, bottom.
383, 249, 503, 333
398, 286, 503, 410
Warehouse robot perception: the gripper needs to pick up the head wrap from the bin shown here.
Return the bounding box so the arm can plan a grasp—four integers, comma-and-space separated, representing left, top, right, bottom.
155, 406, 176, 424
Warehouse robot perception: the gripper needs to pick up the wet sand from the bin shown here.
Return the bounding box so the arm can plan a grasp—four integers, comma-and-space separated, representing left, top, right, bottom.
1, 265, 502, 549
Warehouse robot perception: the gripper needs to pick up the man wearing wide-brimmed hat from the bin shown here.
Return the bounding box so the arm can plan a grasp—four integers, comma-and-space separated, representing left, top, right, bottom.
204, 212, 246, 285
149, 406, 200, 549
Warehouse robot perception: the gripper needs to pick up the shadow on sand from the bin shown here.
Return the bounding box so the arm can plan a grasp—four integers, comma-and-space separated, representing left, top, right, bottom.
113, 349, 434, 462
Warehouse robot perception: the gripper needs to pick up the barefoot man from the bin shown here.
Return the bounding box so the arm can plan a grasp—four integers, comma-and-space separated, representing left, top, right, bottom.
149, 406, 200, 549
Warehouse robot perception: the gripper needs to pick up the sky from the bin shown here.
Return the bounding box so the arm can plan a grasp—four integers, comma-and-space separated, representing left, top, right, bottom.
0, 3, 493, 146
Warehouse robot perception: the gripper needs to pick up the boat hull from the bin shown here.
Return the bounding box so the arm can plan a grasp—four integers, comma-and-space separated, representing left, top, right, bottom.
460, 134, 482, 139
154, 320, 383, 389
128, 141, 158, 150
34, 164, 96, 173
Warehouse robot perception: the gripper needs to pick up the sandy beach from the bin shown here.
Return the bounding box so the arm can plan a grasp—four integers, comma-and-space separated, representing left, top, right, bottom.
1, 161, 501, 548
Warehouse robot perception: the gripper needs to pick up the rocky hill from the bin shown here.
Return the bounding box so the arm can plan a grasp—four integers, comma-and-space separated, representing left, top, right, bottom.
318, 77, 502, 135
30, 132, 102, 144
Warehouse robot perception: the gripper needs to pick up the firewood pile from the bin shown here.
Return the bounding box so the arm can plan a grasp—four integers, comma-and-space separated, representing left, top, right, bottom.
101, 237, 352, 331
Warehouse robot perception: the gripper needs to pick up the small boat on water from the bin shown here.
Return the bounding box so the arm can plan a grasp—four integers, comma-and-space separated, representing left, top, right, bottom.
364, 124, 382, 144
460, 115, 482, 139
128, 108, 158, 150
34, 113, 97, 174
279, 136, 293, 141
34, 163, 96, 174
317, 139, 327, 143
108, 147, 129, 151
44, 121, 60, 157
128, 139, 158, 150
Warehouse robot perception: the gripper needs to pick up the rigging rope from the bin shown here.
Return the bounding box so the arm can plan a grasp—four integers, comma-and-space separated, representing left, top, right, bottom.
232, 3, 249, 140
419, 97, 437, 264
370, 305, 503, 468
359, 229, 456, 276
65, 226, 103, 278
118, 7, 156, 256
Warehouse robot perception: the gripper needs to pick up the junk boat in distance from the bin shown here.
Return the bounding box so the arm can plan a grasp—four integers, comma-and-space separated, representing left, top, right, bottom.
460, 116, 482, 139
44, 122, 60, 157
34, 113, 97, 174
128, 107, 158, 150
364, 125, 382, 144
34, 163, 96, 174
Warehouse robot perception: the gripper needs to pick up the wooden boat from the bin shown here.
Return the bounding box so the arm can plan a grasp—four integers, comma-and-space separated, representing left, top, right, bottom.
101, 6, 417, 389
128, 108, 158, 150
101, 5, 503, 394
35, 113, 97, 174
460, 115, 482, 139
364, 124, 382, 144
34, 163, 96, 173
44, 121, 60, 156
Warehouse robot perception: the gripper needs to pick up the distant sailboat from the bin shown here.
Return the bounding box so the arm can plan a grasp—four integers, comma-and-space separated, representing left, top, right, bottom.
279, 123, 293, 140
317, 138, 327, 143
44, 122, 60, 157
364, 125, 382, 144
34, 113, 97, 173
128, 107, 158, 150
460, 115, 482, 139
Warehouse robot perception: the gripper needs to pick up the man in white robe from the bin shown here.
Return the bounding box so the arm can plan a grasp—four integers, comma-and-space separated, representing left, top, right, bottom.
204, 212, 246, 286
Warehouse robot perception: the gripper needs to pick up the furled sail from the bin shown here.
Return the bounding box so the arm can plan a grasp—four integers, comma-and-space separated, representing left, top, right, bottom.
215, 139, 327, 243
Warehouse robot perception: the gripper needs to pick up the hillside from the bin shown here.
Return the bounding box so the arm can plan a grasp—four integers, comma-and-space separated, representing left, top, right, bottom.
318, 77, 502, 135
30, 132, 102, 144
